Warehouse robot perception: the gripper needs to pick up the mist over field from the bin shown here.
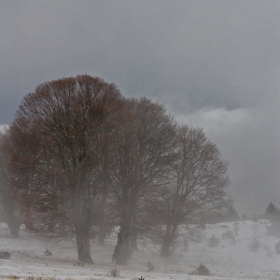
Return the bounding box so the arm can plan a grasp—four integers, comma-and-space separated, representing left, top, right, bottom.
0, 1, 279, 279
0, 1, 279, 216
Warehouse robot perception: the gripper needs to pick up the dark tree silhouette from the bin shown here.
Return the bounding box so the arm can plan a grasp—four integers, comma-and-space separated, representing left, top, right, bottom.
0, 131, 21, 237
159, 126, 230, 257
223, 206, 239, 222
265, 202, 280, 219
110, 98, 177, 264
7, 75, 123, 263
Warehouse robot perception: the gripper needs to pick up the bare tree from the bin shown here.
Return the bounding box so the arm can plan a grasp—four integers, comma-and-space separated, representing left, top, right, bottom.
159, 125, 230, 257
7, 75, 123, 263
110, 98, 177, 264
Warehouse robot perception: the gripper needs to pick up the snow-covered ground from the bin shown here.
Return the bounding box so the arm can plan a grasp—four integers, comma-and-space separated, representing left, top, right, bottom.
0, 220, 279, 280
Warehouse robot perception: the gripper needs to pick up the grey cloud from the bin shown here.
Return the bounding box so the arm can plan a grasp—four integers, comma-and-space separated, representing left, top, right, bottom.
0, 0, 279, 215
178, 105, 280, 215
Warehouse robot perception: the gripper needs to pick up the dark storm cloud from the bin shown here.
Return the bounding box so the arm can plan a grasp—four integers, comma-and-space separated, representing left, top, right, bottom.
0, 0, 279, 215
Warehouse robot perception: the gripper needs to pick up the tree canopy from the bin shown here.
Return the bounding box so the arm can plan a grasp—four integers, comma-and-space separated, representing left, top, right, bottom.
4, 75, 231, 264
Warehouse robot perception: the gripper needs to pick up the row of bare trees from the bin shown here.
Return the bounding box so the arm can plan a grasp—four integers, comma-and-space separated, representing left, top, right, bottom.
0, 75, 230, 264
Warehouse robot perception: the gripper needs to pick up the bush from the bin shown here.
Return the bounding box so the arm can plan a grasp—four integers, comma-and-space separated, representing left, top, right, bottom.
275, 240, 280, 254
147, 261, 154, 272
109, 268, 120, 278
249, 237, 260, 252
190, 263, 210, 276
222, 230, 236, 244
208, 234, 219, 247
44, 249, 52, 256
0, 251, 11, 259
222, 230, 234, 240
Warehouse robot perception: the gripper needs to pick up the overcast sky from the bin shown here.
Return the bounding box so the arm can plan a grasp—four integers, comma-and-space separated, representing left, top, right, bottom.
0, 0, 279, 216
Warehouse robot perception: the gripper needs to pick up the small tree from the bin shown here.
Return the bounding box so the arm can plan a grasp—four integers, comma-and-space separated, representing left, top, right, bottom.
208, 234, 220, 247
264, 203, 280, 237
264, 202, 280, 223
223, 206, 239, 222
241, 214, 247, 220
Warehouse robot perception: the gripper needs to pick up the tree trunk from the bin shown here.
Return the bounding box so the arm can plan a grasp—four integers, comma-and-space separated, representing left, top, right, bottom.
160, 221, 179, 257
130, 228, 138, 251
97, 197, 107, 245
75, 225, 93, 263
160, 235, 172, 257
5, 210, 20, 237
47, 219, 55, 233
160, 222, 174, 257
23, 213, 34, 231
3, 199, 21, 237
112, 226, 131, 265
112, 194, 135, 265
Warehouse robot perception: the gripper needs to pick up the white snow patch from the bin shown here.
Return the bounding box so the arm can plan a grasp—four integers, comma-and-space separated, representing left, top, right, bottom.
0, 220, 279, 279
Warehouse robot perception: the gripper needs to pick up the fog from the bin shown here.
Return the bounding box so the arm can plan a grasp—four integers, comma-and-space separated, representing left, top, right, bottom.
0, 0, 279, 216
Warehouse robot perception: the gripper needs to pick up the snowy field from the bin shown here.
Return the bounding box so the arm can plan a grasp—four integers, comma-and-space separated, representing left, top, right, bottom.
0, 220, 279, 280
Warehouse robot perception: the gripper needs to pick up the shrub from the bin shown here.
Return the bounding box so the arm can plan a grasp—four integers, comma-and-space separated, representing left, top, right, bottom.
222, 230, 234, 240
208, 234, 219, 247
222, 230, 236, 244
44, 249, 52, 256
0, 251, 11, 259
190, 263, 210, 276
147, 261, 154, 272
109, 268, 120, 278
275, 240, 280, 254
249, 237, 260, 252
